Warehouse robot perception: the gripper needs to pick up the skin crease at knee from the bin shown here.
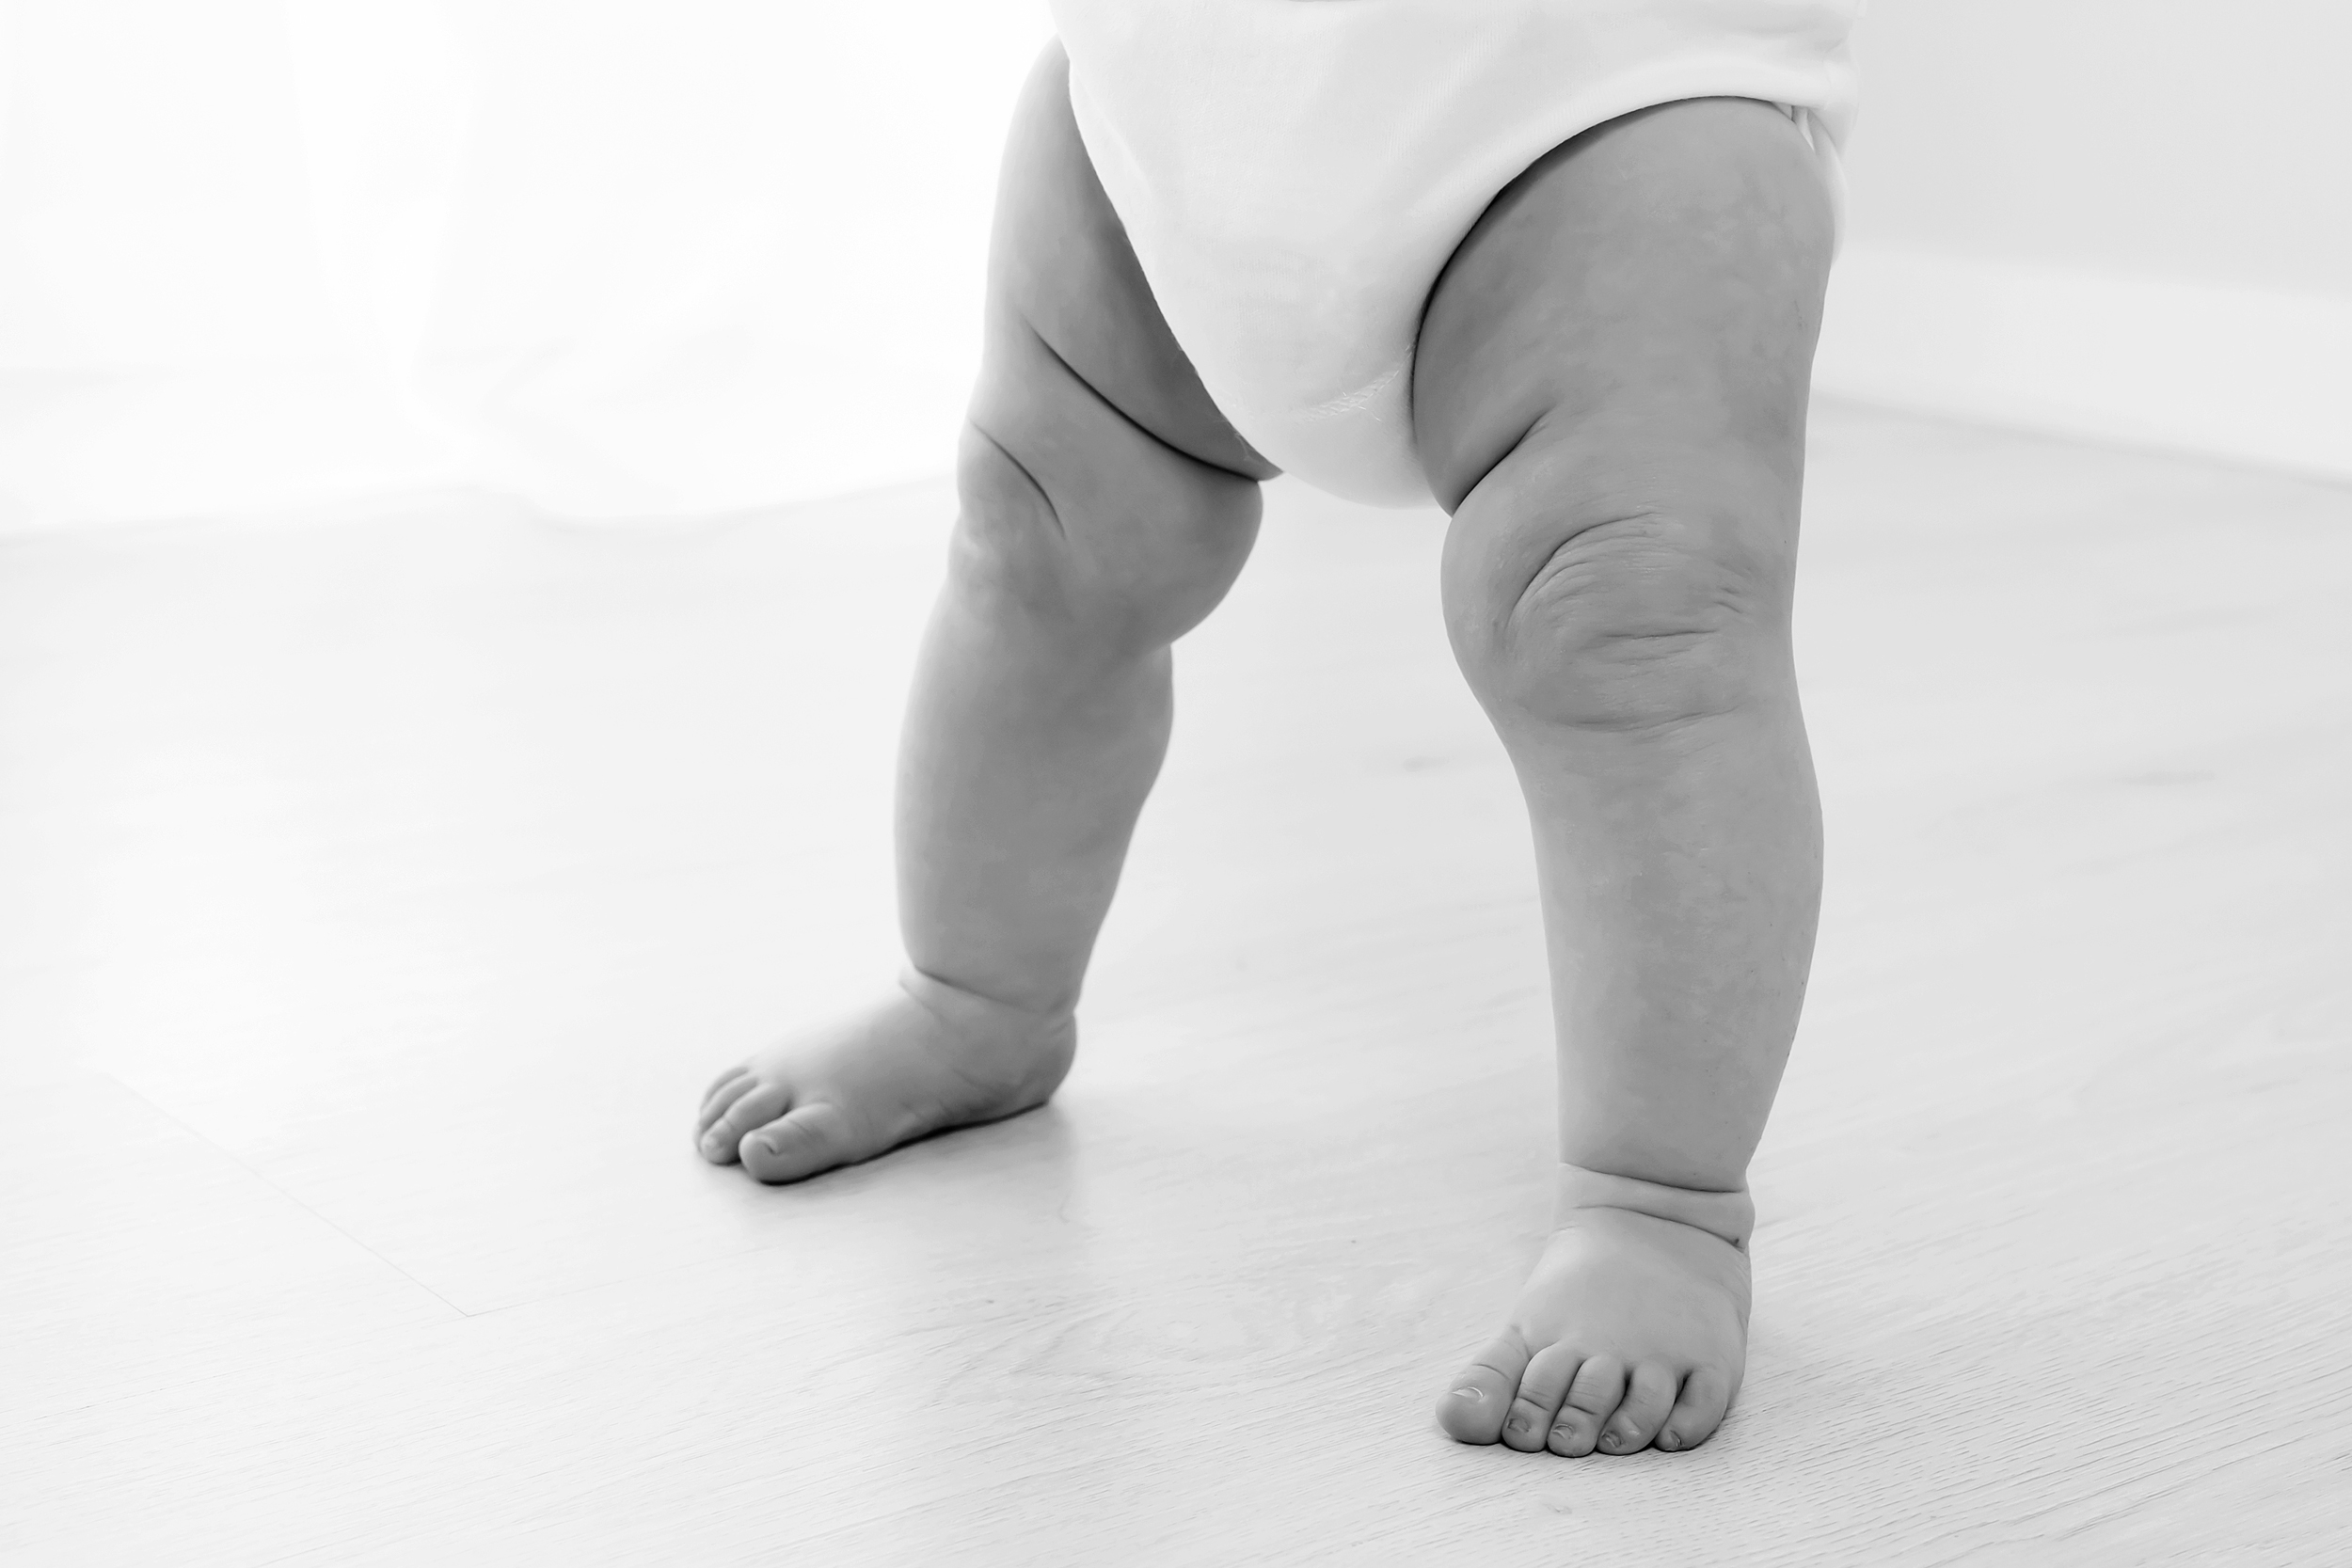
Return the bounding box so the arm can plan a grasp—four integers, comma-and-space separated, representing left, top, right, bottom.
1458, 501, 1799, 736
955, 413, 1261, 656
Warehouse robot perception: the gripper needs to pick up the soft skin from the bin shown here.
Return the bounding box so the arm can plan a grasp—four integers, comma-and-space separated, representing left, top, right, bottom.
698, 50, 1829, 1457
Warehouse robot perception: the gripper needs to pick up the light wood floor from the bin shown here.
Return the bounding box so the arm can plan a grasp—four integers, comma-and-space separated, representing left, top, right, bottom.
4, 404, 2348, 1565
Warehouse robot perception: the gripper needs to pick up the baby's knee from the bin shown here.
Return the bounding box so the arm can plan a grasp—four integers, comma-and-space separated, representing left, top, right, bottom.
1444, 465, 1795, 736
952, 421, 1258, 653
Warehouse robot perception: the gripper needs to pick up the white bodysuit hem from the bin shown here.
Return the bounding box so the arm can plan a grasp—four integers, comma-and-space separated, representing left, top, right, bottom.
1054, 1, 1861, 506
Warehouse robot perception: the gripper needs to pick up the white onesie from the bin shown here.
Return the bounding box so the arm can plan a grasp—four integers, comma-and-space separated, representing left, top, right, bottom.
1049, 0, 1860, 506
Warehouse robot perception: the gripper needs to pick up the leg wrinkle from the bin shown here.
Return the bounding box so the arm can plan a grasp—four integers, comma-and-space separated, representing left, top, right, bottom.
1554, 1163, 1756, 1252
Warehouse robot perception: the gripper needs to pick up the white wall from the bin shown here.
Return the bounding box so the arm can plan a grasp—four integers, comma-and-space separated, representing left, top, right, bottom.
1817, 0, 2352, 480
0, 0, 1050, 530
4, 1, 2344, 531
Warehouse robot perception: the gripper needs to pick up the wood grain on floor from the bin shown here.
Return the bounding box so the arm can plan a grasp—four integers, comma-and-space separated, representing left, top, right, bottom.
3, 404, 2347, 1565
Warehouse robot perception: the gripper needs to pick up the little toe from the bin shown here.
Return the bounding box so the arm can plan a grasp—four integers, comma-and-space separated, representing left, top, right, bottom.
1658, 1366, 1733, 1452
1437, 1332, 1529, 1445
1547, 1355, 1626, 1459
1598, 1362, 1680, 1455
699, 1082, 788, 1164
702, 1065, 751, 1109
1501, 1343, 1582, 1453
697, 1074, 756, 1135
739, 1101, 865, 1184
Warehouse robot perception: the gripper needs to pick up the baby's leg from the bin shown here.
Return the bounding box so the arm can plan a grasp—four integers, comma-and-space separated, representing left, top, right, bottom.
1419, 99, 1833, 1455
696, 46, 1273, 1180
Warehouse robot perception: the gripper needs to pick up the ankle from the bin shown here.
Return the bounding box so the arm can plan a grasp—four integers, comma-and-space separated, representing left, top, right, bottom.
898, 965, 1077, 1037
1553, 1163, 1755, 1252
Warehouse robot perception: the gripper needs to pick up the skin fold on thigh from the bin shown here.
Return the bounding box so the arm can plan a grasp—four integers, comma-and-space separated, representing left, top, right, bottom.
977, 43, 1279, 488
1410, 95, 1836, 522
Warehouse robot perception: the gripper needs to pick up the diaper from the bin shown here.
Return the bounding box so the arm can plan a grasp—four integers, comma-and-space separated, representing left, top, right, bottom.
1050, 0, 1861, 506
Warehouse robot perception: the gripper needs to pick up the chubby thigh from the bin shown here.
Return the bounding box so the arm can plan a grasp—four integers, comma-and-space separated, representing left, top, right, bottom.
1415, 94, 1836, 600
960, 41, 1275, 658
973, 44, 1275, 497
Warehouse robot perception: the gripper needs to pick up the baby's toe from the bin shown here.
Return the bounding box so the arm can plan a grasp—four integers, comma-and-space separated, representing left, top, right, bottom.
1436, 1333, 1528, 1445
1501, 1343, 1581, 1453
1658, 1366, 1733, 1452
1546, 1355, 1625, 1458
701, 1065, 751, 1110
739, 1101, 864, 1184
699, 1081, 787, 1164
696, 1072, 755, 1137
1597, 1362, 1679, 1455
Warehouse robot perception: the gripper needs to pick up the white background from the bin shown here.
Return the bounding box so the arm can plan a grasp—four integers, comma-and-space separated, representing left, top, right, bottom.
1842, 0, 2352, 295
0, 0, 1049, 528
1821, 0, 2352, 480
0, 0, 2344, 531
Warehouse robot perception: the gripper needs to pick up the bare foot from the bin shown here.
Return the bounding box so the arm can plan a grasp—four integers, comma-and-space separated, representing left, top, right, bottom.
694, 970, 1075, 1183
1437, 1173, 1753, 1456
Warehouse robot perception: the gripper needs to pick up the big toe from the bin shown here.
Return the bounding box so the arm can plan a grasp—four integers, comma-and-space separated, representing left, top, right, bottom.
1437, 1334, 1529, 1445
739, 1101, 866, 1184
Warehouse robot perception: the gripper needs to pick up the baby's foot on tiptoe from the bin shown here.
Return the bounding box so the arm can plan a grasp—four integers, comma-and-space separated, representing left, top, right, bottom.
1437, 1179, 1754, 1457
694, 971, 1075, 1184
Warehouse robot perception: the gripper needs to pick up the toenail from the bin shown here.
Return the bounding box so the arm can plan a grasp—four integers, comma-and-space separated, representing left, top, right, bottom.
1658, 1432, 1680, 1450
1452, 1387, 1485, 1402
1601, 1433, 1624, 1450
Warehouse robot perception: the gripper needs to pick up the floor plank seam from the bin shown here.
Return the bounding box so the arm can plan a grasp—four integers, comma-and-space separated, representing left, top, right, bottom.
104, 1071, 475, 1322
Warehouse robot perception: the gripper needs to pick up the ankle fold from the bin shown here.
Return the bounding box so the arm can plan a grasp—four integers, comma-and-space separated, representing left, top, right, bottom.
1553, 1163, 1755, 1252
898, 965, 1075, 1029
